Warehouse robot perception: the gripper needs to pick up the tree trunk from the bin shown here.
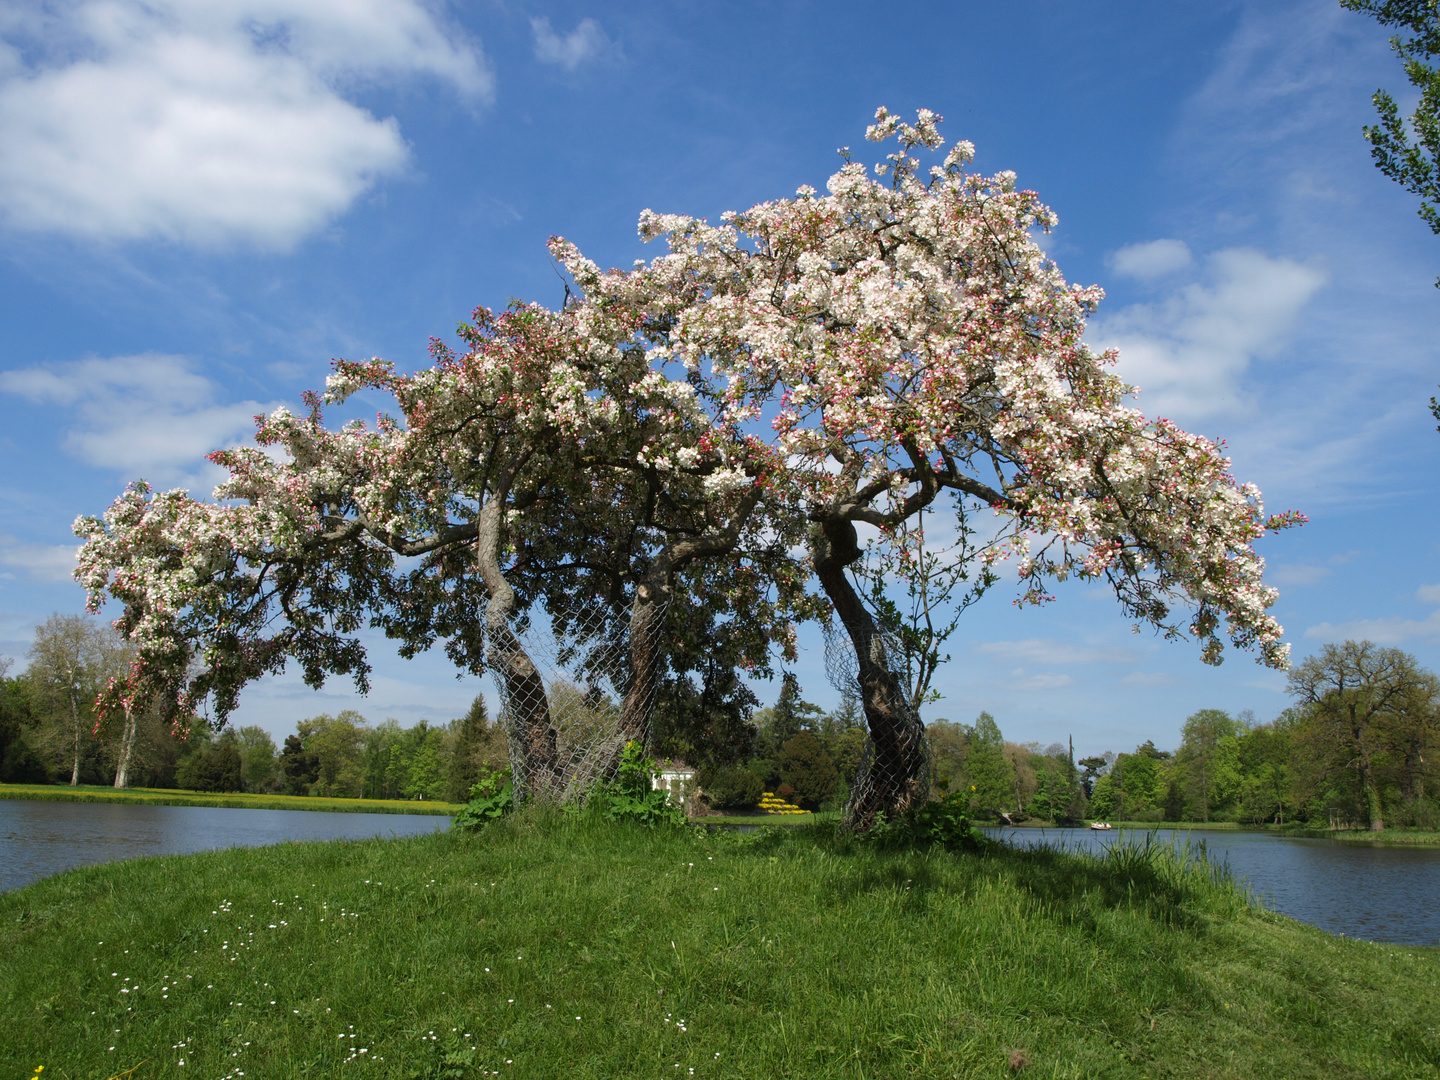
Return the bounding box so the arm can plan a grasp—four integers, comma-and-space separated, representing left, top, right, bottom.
68, 682, 82, 787
1361, 762, 1385, 830
1200, 757, 1208, 823
813, 517, 929, 830
476, 480, 559, 800
1347, 707, 1384, 831
619, 573, 670, 749
113, 705, 138, 789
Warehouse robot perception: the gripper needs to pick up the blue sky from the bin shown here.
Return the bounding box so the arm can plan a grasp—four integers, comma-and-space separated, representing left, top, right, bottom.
0, 0, 1437, 758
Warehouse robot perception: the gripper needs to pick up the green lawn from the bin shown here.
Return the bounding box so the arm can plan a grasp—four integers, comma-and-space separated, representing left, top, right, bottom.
0, 782, 460, 816
2, 811, 1437, 1079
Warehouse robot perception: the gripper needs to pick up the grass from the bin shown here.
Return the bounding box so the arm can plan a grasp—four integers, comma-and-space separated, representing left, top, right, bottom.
696, 811, 840, 827
0, 783, 460, 816
2, 812, 1438, 1080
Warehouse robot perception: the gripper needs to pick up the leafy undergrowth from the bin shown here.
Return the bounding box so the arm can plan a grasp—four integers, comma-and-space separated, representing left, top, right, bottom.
0, 783, 461, 816
2, 811, 1437, 1079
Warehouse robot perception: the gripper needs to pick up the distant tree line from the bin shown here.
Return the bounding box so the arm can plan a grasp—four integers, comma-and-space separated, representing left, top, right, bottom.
0, 613, 508, 802
5, 614, 1435, 830
1085, 642, 1440, 831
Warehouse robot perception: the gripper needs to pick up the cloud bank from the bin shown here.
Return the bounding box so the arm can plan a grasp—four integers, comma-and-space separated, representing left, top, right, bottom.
0, 353, 278, 487
0, 0, 491, 249
1090, 245, 1326, 420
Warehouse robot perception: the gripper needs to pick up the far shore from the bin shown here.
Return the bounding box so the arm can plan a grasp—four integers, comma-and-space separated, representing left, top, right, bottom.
0, 783, 460, 816
989, 818, 1440, 846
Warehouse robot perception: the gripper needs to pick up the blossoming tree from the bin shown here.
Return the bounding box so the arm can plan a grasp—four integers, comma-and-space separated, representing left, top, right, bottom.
76, 301, 811, 798
548, 108, 1303, 825
77, 107, 1300, 826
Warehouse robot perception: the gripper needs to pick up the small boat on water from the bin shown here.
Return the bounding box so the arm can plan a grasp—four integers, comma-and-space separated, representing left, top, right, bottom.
1089, 822, 1114, 831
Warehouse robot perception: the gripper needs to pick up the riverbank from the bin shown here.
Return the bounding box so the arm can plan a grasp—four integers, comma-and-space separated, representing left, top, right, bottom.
1000, 818, 1440, 847
4, 812, 1437, 1078
0, 782, 460, 816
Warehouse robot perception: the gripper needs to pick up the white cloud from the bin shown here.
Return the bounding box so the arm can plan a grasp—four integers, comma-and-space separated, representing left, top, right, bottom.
1090, 247, 1326, 420
0, 353, 278, 485
0, 0, 491, 249
1107, 239, 1193, 280
531, 16, 617, 72
1304, 612, 1440, 646
0, 536, 79, 583
975, 638, 1139, 665
1301, 581, 1440, 645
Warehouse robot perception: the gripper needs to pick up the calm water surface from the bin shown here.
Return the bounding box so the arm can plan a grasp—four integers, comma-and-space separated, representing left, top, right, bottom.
990, 826, 1440, 947
0, 799, 449, 893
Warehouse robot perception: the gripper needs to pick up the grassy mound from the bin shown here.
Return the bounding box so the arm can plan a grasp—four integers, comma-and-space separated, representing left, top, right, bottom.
3, 813, 1437, 1079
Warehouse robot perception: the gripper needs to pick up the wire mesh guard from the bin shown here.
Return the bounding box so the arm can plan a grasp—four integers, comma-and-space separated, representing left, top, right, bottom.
490, 596, 670, 803
823, 617, 931, 823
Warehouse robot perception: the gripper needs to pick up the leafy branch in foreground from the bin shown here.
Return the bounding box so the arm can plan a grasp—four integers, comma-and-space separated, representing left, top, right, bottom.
1341, 0, 1440, 282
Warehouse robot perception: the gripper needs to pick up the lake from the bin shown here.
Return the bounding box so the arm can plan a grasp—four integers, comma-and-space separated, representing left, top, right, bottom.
0, 799, 449, 893
990, 826, 1440, 947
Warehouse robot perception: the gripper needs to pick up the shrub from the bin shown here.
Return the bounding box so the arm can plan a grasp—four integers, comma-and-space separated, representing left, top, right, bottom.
863, 792, 986, 851
174, 744, 243, 792
697, 765, 763, 810
452, 767, 514, 831
584, 742, 685, 827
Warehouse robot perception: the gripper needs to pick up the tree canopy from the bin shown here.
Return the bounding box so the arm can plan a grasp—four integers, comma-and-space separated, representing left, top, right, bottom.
75, 108, 1300, 826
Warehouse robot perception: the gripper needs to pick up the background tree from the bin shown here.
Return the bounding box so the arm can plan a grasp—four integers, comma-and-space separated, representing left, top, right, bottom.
1176, 709, 1241, 822
0, 658, 46, 783
964, 713, 1015, 818
26, 615, 125, 786
778, 730, 838, 810
174, 728, 244, 792
1077, 755, 1110, 798
925, 720, 970, 795
297, 712, 367, 797
444, 695, 508, 802
235, 726, 277, 792
1288, 640, 1437, 830
1341, 0, 1440, 284
754, 674, 823, 746
280, 734, 319, 795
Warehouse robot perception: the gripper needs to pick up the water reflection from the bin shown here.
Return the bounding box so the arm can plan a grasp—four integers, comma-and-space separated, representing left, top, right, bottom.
990, 826, 1440, 947
0, 799, 449, 893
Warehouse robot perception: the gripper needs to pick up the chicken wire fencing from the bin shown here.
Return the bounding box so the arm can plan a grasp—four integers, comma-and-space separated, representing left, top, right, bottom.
490, 595, 670, 804
823, 617, 932, 822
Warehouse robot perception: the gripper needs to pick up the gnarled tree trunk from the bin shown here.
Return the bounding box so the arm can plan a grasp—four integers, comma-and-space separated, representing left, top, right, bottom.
813, 516, 929, 830
618, 573, 670, 749
476, 473, 560, 800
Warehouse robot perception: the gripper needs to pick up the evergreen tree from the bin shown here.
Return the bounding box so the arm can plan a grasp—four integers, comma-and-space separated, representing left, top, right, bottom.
778, 730, 838, 810
280, 734, 319, 795
965, 712, 1014, 817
